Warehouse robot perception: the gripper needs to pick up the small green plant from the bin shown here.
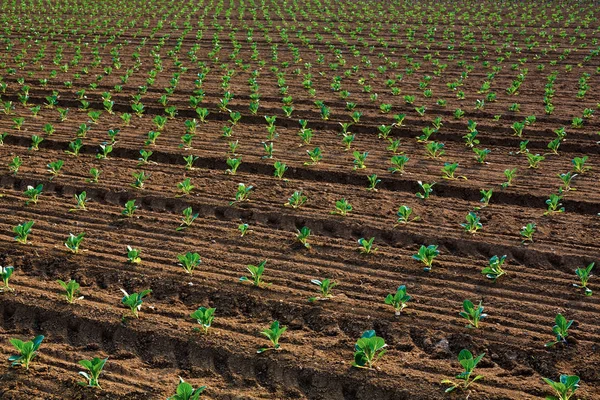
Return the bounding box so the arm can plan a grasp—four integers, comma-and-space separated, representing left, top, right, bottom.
24, 184, 43, 205
126, 246, 142, 264
441, 163, 466, 180
131, 171, 149, 189
305, 147, 322, 165
70, 191, 88, 212
331, 198, 352, 216
285, 191, 307, 208
413, 244, 439, 271
527, 153, 545, 169
544, 193, 565, 215
14, 220, 34, 244
571, 156, 590, 174
238, 223, 250, 237
178, 252, 201, 274
425, 141, 445, 158
1, 266, 14, 292
57, 279, 83, 303
309, 278, 337, 302
257, 320, 287, 353
177, 207, 199, 231
389, 155, 409, 174
384, 285, 411, 315
184, 155, 199, 170
96, 143, 113, 159
29, 135, 43, 150
441, 349, 485, 392
352, 330, 387, 369
87, 168, 100, 183
122, 199, 137, 217
273, 161, 288, 179
8, 156, 22, 176
177, 178, 195, 196
226, 157, 242, 174
352, 151, 368, 170
190, 307, 216, 334
557, 172, 577, 192
501, 168, 517, 188
482, 255, 507, 282
230, 183, 253, 204
461, 212, 482, 234
366, 174, 381, 191
460, 300, 487, 328
65, 138, 83, 156
542, 375, 580, 400
240, 260, 268, 287
416, 181, 435, 199
520, 223, 536, 243
574, 262, 594, 296
8, 335, 44, 370
395, 205, 420, 225
78, 357, 107, 388
545, 314, 573, 347
167, 377, 206, 400
120, 288, 152, 318
473, 148, 490, 163
357, 237, 377, 254
65, 232, 85, 253
296, 226, 311, 248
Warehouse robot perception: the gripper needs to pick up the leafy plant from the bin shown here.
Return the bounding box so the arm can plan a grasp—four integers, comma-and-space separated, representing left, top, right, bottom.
416, 181, 435, 199
545, 314, 574, 347
122, 200, 137, 218
460, 300, 487, 328
544, 193, 565, 215
78, 357, 107, 388
257, 320, 287, 353
441, 163, 466, 180
190, 307, 216, 334
385, 285, 411, 315
296, 226, 311, 248
168, 378, 206, 399
527, 153, 545, 169
441, 349, 485, 392
238, 223, 250, 237
177, 178, 195, 196
178, 252, 202, 274
57, 279, 83, 303
240, 260, 268, 287
29, 134, 43, 150
389, 155, 409, 174
520, 223, 536, 243
285, 191, 307, 209
542, 375, 580, 400
8, 335, 44, 370
413, 244, 439, 271
230, 183, 253, 204
309, 279, 337, 302
425, 141, 445, 158
8, 156, 21, 176
131, 171, 149, 189
482, 255, 507, 282
305, 147, 322, 165
177, 207, 199, 231
574, 262, 594, 296
395, 205, 420, 225
358, 237, 377, 254
273, 161, 287, 179
24, 184, 43, 205
13, 220, 34, 244
87, 168, 100, 183
120, 289, 152, 318
65, 232, 85, 253
502, 168, 517, 188
479, 189, 493, 208
126, 246, 141, 264
226, 157, 242, 174
1, 266, 14, 292
352, 330, 387, 369
571, 156, 590, 174
69, 191, 88, 212
331, 198, 352, 216
352, 151, 368, 170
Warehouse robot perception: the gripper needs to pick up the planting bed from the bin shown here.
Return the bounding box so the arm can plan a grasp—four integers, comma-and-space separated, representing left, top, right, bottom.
0, 0, 599, 399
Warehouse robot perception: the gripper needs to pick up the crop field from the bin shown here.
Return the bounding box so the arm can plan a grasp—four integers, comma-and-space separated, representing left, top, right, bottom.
0, 0, 599, 398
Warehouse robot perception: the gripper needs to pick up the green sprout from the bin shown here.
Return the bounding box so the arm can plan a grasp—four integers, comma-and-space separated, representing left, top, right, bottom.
178, 252, 202, 274
542, 375, 580, 400
459, 300, 487, 329
384, 285, 411, 315
413, 244, 439, 271
240, 260, 268, 287
352, 330, 387, 369
309, 278, 337, 302
482, 255, 507, 282
78, 357, 107, 388
545, 314, 574, 347
574, 262, 594, 296
257, 320, 287, 353
8, 335, 44, 370
57, 279, 83, 303
441, 349, 485, 392
190, 307, 216, 334
120, 288, 152, 318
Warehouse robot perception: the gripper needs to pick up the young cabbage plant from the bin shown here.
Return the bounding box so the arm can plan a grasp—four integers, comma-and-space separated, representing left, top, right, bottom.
557, 172, 577, 192
352, 330, 387, 369
178, 252, 201, 275
385, 285, 411, 315
131, 171, 149, 189
70, 191, 88, 212
240, 260, 268, 287
285, 191, 307, 208
184, 155, 199, 170
395, 205, 420, 225
304, 147, 322, 165
479, 189, 492, 208
331, 198, 352, 216
230, 183, 253, 205
257, 320, 287, 353
461, 212, 482, 234
389, 155, 409, 174
65, 232, 85, 254
190, 307, 216, 334
441, 349, 485, 392
574, 262, 594, 296
120, 289, 152, 318
87, 168, 101, 183
309, 278, 337, 302
545, 314, 574, 347
122, 200, 137, 217
352, 151, 368, 170
441, 163, 466, 180
225, 157, 242, 174
126, 246, 142, 264
460, 300, 487, 329
520, 223, 536, 243
358, 237, 378, 254
47, 160, 64, 180
413, 244, 439, 271
571, 156, 590, 174
78, 357, 107, 388
273, 161, 288, 179
9, 156, 22, 176
24, 184, 43, 205
527, 153, 545, 169
57, 279, 83, 303
238, 223, 250, 237
177, 207, 199, 231
8, 335, 44, 370
542, 375, 580, 400
482, 255, 507, 282
366, 174, 381, 191
14, 220, 34, 244
1, 266, 14, 292
501, 168, 517, 188
544, 193, 565, 215
296, 226, 311, 248
177, 178, 195, 196
416, 181, 435, 199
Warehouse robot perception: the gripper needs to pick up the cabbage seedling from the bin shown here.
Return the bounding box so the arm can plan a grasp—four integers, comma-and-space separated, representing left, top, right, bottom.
461, 212, 482, 234
240, 260, 268, 287
257, 320, 287, 353
273, 161, 287, 179
545, 314, 573, 347
238, 223, 250, 237
542, 375, 580, 400
29, 135, 43, 150
120, 289, 151, 318
96, 143, 112, 159
416, 181, 435, 199
65, 232, 85, 253
122, 200, 137, 217
126, 246, 141, 264
574, 262, 594, 296
78, 357, 107, 388
230, 183, 253, 205
520, 223, 536, 243
352, 151, 368, 170
285, 191, 307, 208
190, 307, 216, 334
177, 207, 199, 231
9, 156, 21, 176
14, 220, 34, 244
385, 285, 411, 315
24, 184, 43, 205
460, 300, 487, 328
57, 279, 83, 303
331, 198, 352, 216
473, 148, 490, 164
178, 252, 201, 274
441, 349, 485, 392
544, 193, 564, 215
305, 147, 322, 165
441, 163, 466, 180
479, 189, 492, 207
87, 168, 100, 183
137, 149, 154, 166
482, 255, 507, 282
184, 155, 199, 170
571, 156, 590, 174
425, 141, 445, 158
557, 172, 577, 192
501, 168, 517, 188
527, 153, 544, 169
413, 244, 439, 271
366, 174, 381, 191
352, 330, 387, 369
1, 266, 14, 292
70, 191, 88, 212
177, 178, 195, 196
395, 205, 420, 225
309, 279, 337, 302
8, 335, 44, 370
296, 227, 311, 248
226, 157, 242, 174
389, 155, 409, 174
358, 237, 377, 254
131, 171, 149, 189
